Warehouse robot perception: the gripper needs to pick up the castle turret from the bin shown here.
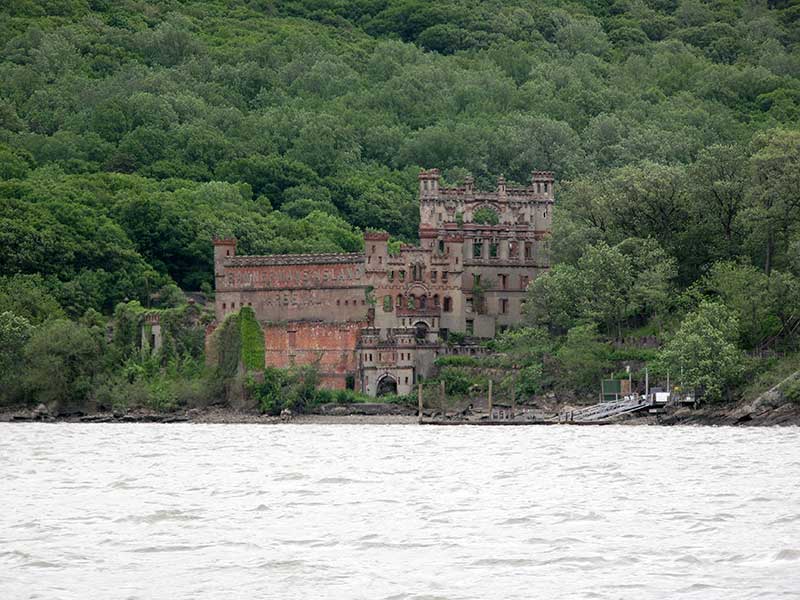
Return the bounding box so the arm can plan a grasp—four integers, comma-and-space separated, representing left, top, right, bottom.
531, 171, 555, 199
364, 230, 390, 271
419, 168, 440, 198
212, 238, 237, 282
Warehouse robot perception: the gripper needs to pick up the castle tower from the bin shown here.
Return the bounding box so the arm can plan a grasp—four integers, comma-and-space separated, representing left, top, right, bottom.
212, 238, 237, 281
531, 171, 555, 199
418, 168, 440, 197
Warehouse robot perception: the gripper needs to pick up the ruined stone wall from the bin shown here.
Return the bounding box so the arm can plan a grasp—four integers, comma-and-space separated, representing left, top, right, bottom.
215, 259, 369, 323
263, 321, 364, 389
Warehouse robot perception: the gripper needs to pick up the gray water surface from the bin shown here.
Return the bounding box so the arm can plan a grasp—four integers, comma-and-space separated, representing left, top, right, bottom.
1, 424, 799, 599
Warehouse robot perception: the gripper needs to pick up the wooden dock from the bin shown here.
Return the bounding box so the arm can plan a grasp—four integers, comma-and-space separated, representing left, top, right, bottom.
414, 384, 654, 426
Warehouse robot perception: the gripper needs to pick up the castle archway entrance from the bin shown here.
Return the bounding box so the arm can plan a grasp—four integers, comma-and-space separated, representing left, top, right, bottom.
376, 374, 398, 396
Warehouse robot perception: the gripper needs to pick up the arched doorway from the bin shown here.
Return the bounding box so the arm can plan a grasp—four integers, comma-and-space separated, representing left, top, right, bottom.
376, 374, 398, 396
414, 321, 429, 341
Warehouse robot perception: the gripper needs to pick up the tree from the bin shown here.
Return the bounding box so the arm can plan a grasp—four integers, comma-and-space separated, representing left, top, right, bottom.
657, 301, 743, 402
23, 319, 104, 411
0, 311, 33, 405
576, 242, 633, 338
703, 261, 778, 349
687, 144, 748, 259
747, 129, 800, 276
555, 324, 611, 392
0, 275, 64, 325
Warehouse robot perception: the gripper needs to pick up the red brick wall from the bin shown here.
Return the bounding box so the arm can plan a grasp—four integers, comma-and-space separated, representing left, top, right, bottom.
263, 321, 364, 389
216, 262, 368, 323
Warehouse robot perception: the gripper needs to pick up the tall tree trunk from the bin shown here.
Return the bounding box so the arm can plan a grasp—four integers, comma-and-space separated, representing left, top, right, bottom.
765, 227, 774, 277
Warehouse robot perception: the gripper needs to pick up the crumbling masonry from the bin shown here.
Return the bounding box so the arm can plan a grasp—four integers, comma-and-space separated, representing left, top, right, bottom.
208, 169, 554, 396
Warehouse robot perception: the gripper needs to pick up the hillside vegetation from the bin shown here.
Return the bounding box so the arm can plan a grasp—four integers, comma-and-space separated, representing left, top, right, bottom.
2, 0, 800, 411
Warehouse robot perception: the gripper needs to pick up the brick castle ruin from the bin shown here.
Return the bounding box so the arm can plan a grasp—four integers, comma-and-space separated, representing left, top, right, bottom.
209, 169, 554, 396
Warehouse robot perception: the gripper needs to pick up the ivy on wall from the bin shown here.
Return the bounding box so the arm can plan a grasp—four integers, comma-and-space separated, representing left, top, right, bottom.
207, 307, 265, 376
239, 307, 265, 371
112, 301, 209, 363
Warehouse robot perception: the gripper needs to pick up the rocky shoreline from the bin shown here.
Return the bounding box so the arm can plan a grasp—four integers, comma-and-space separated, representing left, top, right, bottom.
1, 397, 798, 426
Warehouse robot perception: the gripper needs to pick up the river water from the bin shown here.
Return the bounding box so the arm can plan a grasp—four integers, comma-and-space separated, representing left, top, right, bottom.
1, 424, 799, 599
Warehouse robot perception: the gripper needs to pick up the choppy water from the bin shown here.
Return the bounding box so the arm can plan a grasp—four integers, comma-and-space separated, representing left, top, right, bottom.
1, 424, 799, 599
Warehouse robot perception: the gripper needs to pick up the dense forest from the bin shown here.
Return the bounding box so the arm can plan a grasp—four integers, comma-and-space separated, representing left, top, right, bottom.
2, 0, 800, 412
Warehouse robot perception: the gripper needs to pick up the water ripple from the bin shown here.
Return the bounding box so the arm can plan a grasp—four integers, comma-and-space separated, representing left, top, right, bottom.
1, 423, 799, 600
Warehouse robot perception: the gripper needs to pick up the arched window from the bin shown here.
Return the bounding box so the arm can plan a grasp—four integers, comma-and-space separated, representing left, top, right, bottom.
419, 295, 427, 309
433, 294, 440, 308
396, 294, 403, 308
407, 294, 416, 310
443, 296, 452, 312
383, 295, 392, 312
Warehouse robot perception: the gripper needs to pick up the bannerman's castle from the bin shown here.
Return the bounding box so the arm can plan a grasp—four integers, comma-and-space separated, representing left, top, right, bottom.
209, 169, 554, 396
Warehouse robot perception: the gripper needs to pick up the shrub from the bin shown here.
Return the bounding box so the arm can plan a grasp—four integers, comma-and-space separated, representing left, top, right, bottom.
783, 378, 800, 404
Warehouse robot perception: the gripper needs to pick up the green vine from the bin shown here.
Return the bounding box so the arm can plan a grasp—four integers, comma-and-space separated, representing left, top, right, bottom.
364, 285, 376, 306
239, 307, 265, 371
207, 307, 265, 376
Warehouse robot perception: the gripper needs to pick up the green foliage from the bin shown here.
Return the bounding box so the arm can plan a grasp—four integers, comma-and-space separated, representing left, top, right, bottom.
1, 0, 800, 408
437, 367, 481, 397
782, 378, 800, 405
238, 307, 265, 371
23, 319, 104, 411
472, 206, 500, 225
209, 312, 243, 379
0, 311, 32, 405
555, 324, 612, 392
527, 239, 676, 336
247, 364, 334, 415
0, 274, 64, 324
434, 355, 480, 368
657, 301, 744, 402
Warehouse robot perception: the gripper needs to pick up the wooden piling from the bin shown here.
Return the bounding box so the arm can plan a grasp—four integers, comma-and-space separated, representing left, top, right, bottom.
418, 383, 423, 424
440, 380, 446, 416
511, 371, 517, 418
487, 379, 493, 418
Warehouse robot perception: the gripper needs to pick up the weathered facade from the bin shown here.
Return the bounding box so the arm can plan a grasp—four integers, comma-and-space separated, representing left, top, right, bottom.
209, 169, 554, 396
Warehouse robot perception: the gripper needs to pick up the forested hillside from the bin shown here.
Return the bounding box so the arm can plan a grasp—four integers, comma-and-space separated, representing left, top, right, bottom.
2, 0, 800, 411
